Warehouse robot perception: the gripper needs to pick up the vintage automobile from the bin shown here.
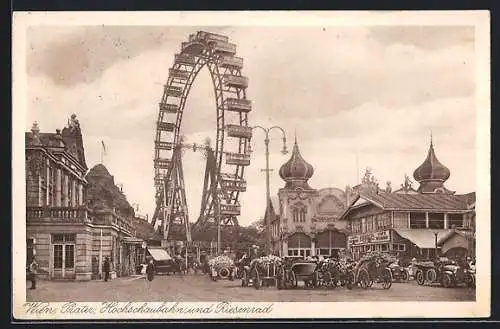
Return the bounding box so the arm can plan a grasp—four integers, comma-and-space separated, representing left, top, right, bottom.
277, 257, 319, 289
467, 262, 476, 288
388, 261, 409, 282
207, 255, 235, 281
346, 253, 392, 290
147, 248, 181, 275
415, 257, 474, 288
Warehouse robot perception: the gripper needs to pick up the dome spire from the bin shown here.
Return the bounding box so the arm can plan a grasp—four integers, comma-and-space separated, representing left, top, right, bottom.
413, 135, 452, 194
279, 137, 314, 190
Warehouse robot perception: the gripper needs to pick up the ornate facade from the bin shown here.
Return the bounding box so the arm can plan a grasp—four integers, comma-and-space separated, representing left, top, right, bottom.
267, 139, 348, 257
25, 115, 146, 281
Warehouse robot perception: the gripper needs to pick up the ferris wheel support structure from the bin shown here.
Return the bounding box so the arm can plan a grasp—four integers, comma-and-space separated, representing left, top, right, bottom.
151, 31, 253, 243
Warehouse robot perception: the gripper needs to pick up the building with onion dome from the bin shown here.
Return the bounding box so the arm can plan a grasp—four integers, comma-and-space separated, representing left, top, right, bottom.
340, 138, 475, 261
266, 138, 348, 258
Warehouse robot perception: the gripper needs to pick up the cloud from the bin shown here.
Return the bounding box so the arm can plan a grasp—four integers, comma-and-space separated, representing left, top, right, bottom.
367, 26, 475, 50
25, 26, 476, 226
27, 26, 230, 86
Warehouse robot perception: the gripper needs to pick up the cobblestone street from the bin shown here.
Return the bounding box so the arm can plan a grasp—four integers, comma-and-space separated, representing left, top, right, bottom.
26, 274, 475, 302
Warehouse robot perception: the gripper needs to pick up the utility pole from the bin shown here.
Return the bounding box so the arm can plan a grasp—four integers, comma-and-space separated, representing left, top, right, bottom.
251, 126, 288, 255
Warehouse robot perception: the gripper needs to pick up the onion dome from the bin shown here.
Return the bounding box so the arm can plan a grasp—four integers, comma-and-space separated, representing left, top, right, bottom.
413, 137, 452, 194
279, 138, 314, 189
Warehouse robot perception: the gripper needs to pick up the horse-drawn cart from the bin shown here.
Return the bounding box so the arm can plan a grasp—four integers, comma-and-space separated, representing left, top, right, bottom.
277, 257, 319, 289
346, 253, 393, 290
242, 256, 281, 289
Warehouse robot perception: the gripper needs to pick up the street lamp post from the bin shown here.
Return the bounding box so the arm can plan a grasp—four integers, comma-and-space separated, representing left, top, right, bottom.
250, 126, 288, 255
433, 232, 439, 259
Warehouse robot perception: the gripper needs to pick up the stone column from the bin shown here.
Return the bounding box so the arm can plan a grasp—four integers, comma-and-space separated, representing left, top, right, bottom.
311, 238, 316, 256
425, 212, 429, 229
444, 213, 448, 229
282, 239, 288, 257
71, 180, 77, 207
407, 212, 411, 228
78, 183, 83, 206
38, 174, 43, 206
46, 159, 50, 206
55, 168, 62, 207
63, 174, 69, 206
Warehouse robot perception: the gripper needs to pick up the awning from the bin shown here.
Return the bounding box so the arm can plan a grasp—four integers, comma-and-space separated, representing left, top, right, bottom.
122, 237, 144, 245
147, 248, 172, 261
393, 229, 452, 249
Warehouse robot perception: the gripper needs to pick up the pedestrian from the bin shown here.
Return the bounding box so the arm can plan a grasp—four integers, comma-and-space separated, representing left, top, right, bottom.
28, 258, 38, 289
146, 259, 155, 281
103, 257, 110, 282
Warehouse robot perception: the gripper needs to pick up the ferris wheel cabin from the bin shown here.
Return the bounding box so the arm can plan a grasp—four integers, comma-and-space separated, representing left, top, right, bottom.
220, 173, 247, 192
220, 56, 244, 69
223, 74, 249, 88
159, 103, 179, 114
169, 68, 190, 81
175, 54, 196, 66
225, 124, 253, 139
224, 98, 252, 113
164, 85, 183, 98
225, 152, 251, 166
220, 202, 241, 216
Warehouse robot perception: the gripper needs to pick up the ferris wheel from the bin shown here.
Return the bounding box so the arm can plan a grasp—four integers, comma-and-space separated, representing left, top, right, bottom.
151, 31, 252, 242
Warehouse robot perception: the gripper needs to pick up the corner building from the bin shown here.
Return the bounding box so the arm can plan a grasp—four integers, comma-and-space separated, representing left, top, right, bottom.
267, 139, 348, 258
25, 117, 91, 280
26, 116, 144, 280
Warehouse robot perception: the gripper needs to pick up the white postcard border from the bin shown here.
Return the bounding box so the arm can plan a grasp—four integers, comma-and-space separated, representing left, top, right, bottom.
12, 10, 491, 320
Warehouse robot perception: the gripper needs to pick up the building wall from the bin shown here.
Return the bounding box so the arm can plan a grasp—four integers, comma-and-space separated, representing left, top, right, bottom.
27, 224, 92, 281
273, 187, 348, 257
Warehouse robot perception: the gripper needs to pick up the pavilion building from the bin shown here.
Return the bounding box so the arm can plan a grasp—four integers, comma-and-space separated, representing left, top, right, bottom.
340, 139, 476, 260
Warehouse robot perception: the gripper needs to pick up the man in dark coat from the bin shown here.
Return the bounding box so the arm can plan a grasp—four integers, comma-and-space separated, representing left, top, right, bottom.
103, 257, 110, 282
28, 258, 38, 289
146, 260, 155, 281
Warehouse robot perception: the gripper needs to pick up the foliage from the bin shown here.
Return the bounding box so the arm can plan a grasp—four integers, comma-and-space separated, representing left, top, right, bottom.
208, 255, 234, 270
190, 223, 265, 251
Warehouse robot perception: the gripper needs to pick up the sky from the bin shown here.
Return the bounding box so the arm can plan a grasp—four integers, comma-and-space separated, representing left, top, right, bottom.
25, 25, 476, 226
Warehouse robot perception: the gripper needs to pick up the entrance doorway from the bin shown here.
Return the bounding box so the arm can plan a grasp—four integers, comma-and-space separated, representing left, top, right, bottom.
51, 234, 76, 279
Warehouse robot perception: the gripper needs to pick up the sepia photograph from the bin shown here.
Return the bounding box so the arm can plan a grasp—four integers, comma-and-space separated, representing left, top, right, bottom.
12, 11, 490, 319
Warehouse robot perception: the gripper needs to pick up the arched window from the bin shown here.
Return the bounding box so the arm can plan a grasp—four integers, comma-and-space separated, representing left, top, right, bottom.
300, 208, 306, 222
291, 202, 307, 222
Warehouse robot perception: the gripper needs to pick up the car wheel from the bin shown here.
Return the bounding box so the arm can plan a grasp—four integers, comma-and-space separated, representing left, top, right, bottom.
416, 270, 425, 285
359, 269, 370, 289
441, 273, 453, 288
382, 269, 392, 289
241, 271, 248, 287
401, 270, 409, 282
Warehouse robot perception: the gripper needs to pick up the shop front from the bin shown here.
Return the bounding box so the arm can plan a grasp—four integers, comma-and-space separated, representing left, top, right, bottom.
121, 237, 144, 276
348, 229, 391, 260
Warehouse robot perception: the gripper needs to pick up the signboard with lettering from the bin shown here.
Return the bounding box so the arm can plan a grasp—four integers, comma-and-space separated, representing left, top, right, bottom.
347, 230, 391, 246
